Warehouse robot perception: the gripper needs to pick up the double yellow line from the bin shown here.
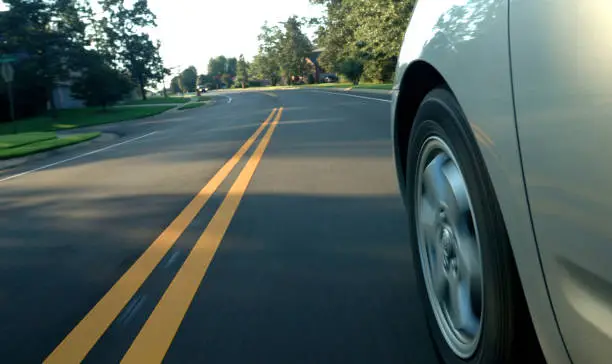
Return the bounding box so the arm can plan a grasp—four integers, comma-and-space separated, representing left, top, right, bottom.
45, 107, 284, 363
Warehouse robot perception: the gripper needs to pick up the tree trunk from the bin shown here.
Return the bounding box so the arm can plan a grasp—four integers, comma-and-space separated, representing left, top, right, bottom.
139, 76, 147, 100
47, 86, 58, 119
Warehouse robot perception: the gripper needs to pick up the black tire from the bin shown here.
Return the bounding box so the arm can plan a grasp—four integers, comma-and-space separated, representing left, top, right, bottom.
404, 88, 544, 363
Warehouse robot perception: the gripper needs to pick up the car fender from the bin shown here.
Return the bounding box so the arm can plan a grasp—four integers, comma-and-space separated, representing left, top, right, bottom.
391, 1, 569, 362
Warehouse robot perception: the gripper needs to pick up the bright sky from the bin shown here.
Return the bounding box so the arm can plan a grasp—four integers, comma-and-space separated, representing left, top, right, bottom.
147, 0, 324, 77
0, 0, 325, 79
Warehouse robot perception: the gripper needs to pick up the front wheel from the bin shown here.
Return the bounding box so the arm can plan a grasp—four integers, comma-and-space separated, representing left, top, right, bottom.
404, 88, 543, 363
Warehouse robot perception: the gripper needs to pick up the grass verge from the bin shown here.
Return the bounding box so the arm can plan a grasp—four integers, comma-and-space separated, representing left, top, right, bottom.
0, 132, 101, 159
0, 132, 57, 149
178, 102, 209, 110
121, 97, 189, 105
299, 82, 393, 90
0, 106, 174, 135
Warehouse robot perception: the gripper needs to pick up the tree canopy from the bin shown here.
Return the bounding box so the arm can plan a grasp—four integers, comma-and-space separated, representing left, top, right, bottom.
0, 0, 168, 121
311, 0, 415, 82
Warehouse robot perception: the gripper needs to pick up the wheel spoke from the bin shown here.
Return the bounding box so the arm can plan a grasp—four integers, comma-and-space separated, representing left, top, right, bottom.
422, 154, 450, 209
456, 227, 483, 296
419, 196, 438, 248
441, 160, 471, 226
448, 279, 480, 337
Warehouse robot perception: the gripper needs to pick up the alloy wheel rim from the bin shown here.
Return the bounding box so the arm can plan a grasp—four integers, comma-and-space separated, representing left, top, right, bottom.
415, 136, 484, 359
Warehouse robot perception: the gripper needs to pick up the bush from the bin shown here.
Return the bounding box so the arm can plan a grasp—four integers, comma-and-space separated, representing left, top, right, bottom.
248, 80, 262, 87
307, 74, 316, 84
339, 58, 364, 85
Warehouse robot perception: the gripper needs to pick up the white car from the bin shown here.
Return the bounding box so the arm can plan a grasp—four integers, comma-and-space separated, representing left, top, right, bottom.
392, 1, 611, 363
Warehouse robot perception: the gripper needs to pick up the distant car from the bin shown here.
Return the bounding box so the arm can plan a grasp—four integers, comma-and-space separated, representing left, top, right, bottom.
321, 74, 338, 83
392, 1, 609, 364
196, 85, 207, 93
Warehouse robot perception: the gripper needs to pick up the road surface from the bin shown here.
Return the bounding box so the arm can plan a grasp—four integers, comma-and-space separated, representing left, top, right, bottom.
0, 90, 438, 363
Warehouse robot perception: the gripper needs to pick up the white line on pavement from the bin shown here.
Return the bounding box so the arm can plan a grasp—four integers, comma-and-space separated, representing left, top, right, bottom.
310, 90, 392, 103
0, 131, 157, 183
226, 96, 232, 104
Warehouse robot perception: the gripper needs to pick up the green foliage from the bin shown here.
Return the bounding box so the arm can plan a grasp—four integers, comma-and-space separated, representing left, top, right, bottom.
307, 74, 316, 84
227, 58, 238, 77
221, 73, 234, 88
208, 56, 227, 76
278, 16, 313, 84
0, 0, 91, 117
95, 0, 166, 100
250, 53, 281, 86
339, 58, 364, 85
170, 76, 182, 94
236, 54, 249, 88
179, 66, 198, 93
197, 74, 214, 89
310, 0, 415, 82
70, 53, 132, 109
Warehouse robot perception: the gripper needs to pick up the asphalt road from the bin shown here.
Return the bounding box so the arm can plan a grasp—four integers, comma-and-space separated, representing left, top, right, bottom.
0, 90, 438, 363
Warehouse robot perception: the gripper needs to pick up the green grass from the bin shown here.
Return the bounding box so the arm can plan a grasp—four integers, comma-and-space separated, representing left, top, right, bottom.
300, 82, 353, 88
178, 102, 209, 110
0, 132, 57, 149
299, 82, 393, 90
0, 132, 101, 159
0, 106, 174, 135
121, 97, 190, 105
197, 96, 212, 102
353, 83, 393, 90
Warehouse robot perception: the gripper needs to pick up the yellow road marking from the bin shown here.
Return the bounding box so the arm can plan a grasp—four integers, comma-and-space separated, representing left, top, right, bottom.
44, 108, 278, 364
121, 107, 284, 363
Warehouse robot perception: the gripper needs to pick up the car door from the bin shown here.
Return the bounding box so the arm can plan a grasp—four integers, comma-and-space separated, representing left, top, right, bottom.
510, 1, 612, 363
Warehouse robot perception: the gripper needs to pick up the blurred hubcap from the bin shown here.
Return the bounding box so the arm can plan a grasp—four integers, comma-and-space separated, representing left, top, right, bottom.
415, 136, 484, 359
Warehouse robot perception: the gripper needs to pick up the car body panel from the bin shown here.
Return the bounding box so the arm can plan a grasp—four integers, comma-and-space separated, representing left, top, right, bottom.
511, 0, 612, 362
392, 0, 569, 362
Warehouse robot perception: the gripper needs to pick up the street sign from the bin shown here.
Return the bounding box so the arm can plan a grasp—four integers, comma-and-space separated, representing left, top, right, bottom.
1, 62, 14, 83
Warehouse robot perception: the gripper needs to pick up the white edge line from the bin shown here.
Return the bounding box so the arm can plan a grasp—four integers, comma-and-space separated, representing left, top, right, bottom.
309, 90, 392, 103
227, 96, 232, 104
0, 131, 157, 183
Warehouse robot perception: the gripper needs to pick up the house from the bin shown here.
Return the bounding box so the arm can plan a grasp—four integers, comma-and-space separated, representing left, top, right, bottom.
305, 48, 324, 83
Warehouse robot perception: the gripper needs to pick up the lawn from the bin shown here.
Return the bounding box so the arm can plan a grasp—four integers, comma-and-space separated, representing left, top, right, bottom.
353, 83, 393, 90
120, 97, 190, 106
0, 132, 57, 149
0, 132, 101, 159
300, 82, 393, 90
178, 102, 209, 110
0, 106, 174, 135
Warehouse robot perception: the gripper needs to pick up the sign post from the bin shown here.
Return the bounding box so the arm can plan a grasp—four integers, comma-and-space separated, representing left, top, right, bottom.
1, 62, 16, 133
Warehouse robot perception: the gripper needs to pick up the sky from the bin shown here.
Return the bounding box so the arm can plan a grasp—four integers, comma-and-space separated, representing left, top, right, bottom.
0, 0, 325, 80
146, 0, 325, 77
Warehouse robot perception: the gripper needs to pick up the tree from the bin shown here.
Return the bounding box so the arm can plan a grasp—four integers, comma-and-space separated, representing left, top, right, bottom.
97, 0, 166, 100
236, 54, 248, 88
169, 76, 181, 94
179, 66, 197, 93
0, 0, 91, 116
278, 16, 312, 84
311, 0, 415, 82
197, 74, 214, 88
208, 56, 227, 76
339, 58, 364, 85
250, 53, 281, 86
227, 57, 237, 77
71, 52, 132, 110
221, 73, 234, 88
253, 22, 283, 85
